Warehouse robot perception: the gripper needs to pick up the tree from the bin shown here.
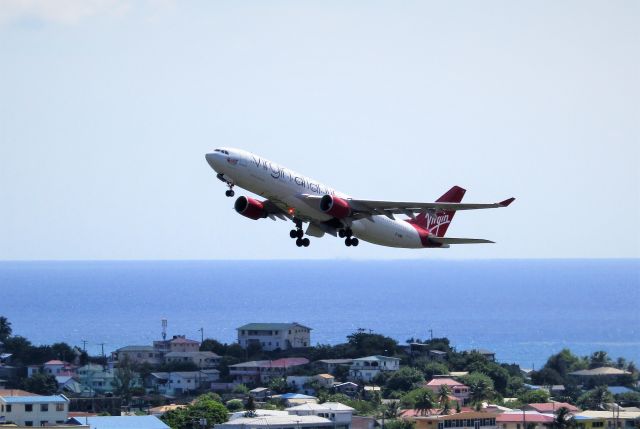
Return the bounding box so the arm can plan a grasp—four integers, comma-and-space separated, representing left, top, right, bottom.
554, 407, 575, 429
346, 331, 398, 357
386, 367, 425, 392
51, 342, 76, 362
268, 377, 288, 394
162, 394, 228, 429
438, 385, 451, 408
577, 386, 613, 410
415, 389, 436, 416
519, 389, 550, 404
21, 373, 57, 394
384, 420, 415, 429
589, 351, 612, 369
0, 316, 12, 341
112, 356, 137, 405
462, 373, 495, 406
383, 401, 401, 419
414, 360, 450, 380
226, 399, 243, 412
232, 384, 249, 395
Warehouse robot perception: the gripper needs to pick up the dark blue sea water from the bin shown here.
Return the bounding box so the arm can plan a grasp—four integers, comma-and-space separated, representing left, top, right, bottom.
0, 259, 638, 368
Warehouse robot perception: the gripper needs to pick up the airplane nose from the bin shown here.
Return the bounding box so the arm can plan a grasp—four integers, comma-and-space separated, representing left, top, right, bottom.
205, 153, 219, 170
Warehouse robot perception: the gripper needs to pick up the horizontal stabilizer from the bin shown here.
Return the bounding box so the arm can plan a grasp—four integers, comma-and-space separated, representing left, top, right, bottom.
429, 237, 495, 245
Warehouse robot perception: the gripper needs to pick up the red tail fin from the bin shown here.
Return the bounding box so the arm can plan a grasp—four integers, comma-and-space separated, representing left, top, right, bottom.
413, 186, 466, 237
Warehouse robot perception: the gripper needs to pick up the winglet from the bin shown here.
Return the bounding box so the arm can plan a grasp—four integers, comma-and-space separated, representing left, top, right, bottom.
499, 197, 515, 207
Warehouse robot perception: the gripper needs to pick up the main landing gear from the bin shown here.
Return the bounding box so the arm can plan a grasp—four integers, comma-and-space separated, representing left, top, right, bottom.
290, 220, 310, 247
339, 228, 359, 247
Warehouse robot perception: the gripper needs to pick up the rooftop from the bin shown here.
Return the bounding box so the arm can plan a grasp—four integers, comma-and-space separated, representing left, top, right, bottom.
425, 378, 468, 387
0, 389, 38, 397
576, 411, 640, 420
1, 395, 68, 404
525, 402, 579, 413
497, 412, 554, 424
353, 355, 401, 362
117, 345, 155, 352
223, 415, 330, 426
83, 415, 170, 429
569, 367, 631, 376
238, 322, 312, 331
44, 359, 66, 365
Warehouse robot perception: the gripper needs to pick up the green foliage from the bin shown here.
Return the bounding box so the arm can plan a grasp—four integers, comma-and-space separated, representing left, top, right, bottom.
616, 391, 640, 407
346, 331, 398, 357
400, 388, 436, 411
157, 361, 200, 372
0, 316, 12, 341
414, 360, 449, 380
384, 419, 416, 429
200, 339, 227, 355
20, 373, 57, 395
518, 389, 550, 404
112, 356, 137, 405
232, 384, 249, 394
268, 377, 288, 394
461, 372, 495, 405
589, 351, 612, 369
226, 399, 244, 412
161, 394, 228, 429
386, 367, 425, 392
577, 385, 613, 410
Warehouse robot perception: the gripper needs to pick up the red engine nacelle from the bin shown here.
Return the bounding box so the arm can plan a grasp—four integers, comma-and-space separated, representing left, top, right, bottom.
320, 195, 352, 218
234, 196, 267, 220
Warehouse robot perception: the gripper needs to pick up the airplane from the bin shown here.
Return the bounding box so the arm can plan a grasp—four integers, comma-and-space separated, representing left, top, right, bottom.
205, 148, 515, 249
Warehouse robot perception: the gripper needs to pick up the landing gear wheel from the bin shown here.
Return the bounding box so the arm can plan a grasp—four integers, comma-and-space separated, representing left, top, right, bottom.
289, 229, 298, 239
345, 228, 353, 237
296, 238, 304, 247
296, 229, 304, 239
225, 190, 235, 197
351, 238, 359, 247
345, 238, 352, 247
338, 229, 346, 238
302, 238, 310, 247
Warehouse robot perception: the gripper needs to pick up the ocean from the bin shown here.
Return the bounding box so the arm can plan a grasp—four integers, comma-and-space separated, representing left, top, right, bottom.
0, 259, 638, 369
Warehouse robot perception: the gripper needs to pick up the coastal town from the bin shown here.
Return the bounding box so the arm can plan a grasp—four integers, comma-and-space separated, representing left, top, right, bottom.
0, 318, 638, 429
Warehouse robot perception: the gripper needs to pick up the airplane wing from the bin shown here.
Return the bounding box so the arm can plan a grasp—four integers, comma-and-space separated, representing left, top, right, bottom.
428, 237, 495, 245
261, 200, 293, 221
298, 195, 515, 219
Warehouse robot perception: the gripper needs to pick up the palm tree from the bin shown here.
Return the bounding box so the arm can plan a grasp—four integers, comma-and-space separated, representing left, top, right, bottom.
384, 401, 401, 419
0, 316, 11, 342
438, 385, 452, 407
415, 390, 436, 416
554, 407, 575, 429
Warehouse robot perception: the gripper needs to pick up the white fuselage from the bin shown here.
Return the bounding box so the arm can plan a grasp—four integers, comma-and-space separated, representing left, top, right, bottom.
206, 148, 425, 248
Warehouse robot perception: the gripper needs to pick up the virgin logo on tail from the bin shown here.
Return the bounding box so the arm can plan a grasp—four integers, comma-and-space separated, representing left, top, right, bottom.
425, 213, 451, 234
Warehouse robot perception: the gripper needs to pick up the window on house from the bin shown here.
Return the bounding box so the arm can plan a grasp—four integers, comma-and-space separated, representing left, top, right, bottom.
56, 404, 64, 412
24, 421, 33, 427
6, 405, 11, 412
40, 421, 48, 426
25, 404, 33, 412
40, 404, 48, 412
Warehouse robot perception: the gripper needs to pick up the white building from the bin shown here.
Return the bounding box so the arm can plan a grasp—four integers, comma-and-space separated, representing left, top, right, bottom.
164, 351, 221, 368
237, 323, 312, 351
149, 370, 219, 396
349, 356, 400, 382
0, 394, 69, 426
215, 414, 334, 429
286, 402, 354, 429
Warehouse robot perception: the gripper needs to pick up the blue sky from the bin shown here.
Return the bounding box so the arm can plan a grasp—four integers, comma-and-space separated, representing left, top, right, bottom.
0, 1, 638, 260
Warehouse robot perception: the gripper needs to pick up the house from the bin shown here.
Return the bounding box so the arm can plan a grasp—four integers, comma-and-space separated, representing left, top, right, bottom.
276, 393, 318, 407
333, 382, 358, 397
471, 349, 496, 362
574, 410, 640, 429
401, 409, 500, 429
286, 401, 354, 429
164, 351, 221, 368
114, 346, 163, 365
313, 373, 335, 389
0, 394, 69, 426
229, 358, 310, 384
56, 375, 83, 394
523, 402, 579, 414
215, 414, 333, 429
569, 367, 631, 385
148, 370, 219, 396
148, 404, 187, 417
249, 387, 272, 401
497, 411, 554, 429
75, 415, 170, 429
287, 376, 313, 394
348, 356, 400, 382
76, 364, 117, 395
424, 377, 470, 405
314, 359, 353, 375
237, 323, 312, 351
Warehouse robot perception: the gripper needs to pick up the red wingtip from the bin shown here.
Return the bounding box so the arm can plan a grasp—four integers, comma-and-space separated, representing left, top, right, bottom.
499, 197, 515, 207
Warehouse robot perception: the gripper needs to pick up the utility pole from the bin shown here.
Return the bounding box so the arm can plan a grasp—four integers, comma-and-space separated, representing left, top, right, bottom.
199, 327, 204, 343
98, 343, 106, 358
81, 340, 87, 351
429, 329, 433, 340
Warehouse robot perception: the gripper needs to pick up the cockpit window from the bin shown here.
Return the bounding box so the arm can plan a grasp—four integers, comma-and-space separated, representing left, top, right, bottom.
214, 149, 229, 155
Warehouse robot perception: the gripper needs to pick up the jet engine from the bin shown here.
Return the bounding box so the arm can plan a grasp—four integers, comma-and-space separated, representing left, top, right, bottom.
320, 195, 351, 218
234, 196, 267, 220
